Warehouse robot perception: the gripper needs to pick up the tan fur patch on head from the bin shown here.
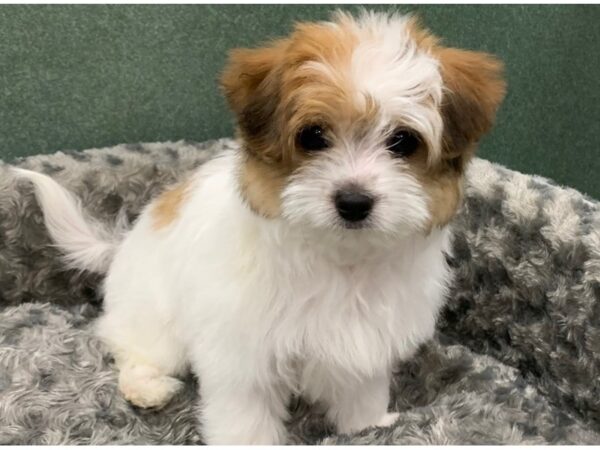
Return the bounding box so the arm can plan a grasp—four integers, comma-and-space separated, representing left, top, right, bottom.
221, 18, 363, 217
151, 180, 191, 230
407, 16, 506, 164
406, 17, 506, 228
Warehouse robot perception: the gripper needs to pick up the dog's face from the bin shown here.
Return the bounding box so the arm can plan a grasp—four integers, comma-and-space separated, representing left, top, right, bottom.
222, 11, 505, 236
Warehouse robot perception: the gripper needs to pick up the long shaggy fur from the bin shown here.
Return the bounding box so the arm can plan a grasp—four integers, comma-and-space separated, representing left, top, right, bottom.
1, 139, 600, 444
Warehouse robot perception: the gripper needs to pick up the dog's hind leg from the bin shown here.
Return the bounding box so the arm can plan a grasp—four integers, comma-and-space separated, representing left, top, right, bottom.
95, 299, 188, 409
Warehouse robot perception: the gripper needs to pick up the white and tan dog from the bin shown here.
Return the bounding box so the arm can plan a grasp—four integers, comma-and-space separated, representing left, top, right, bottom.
16, 11, 505, 444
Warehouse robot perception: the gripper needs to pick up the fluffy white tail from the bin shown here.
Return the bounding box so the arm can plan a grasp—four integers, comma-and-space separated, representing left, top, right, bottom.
13, 168, 126, 273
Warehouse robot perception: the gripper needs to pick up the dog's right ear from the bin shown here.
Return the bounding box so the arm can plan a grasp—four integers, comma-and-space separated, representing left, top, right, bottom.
220, 42, 286, 144
436, 48, 506, 168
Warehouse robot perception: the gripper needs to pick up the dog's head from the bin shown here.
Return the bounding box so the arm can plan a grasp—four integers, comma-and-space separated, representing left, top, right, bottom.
221, 11, 505, 237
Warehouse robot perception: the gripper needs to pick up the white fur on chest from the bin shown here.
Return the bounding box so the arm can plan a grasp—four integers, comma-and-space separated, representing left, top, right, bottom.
252, 225, 449, 377
106, 153, 452, 385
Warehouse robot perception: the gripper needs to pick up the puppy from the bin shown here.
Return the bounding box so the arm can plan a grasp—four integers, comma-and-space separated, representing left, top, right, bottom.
16, 10, 505, 444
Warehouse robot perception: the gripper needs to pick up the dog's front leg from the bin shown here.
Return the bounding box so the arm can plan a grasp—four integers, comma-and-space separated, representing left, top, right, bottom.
323, 370, 398, 434
194, 352, 290, 445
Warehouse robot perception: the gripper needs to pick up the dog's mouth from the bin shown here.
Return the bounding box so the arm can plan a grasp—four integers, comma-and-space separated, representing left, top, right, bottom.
340, 219, 372, 230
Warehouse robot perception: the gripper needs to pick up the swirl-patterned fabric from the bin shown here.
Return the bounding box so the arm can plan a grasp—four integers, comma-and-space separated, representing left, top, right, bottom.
0, 139, 599, 444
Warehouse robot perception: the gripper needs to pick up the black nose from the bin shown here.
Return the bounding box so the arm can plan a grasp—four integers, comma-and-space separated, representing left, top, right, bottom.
334, 189, 374, 222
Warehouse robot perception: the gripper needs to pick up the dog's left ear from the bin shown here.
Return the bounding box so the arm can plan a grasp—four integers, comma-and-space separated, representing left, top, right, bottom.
437, 48, 506, 165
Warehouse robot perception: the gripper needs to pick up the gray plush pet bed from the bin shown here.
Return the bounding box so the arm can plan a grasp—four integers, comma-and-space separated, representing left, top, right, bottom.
1, 139, 599, 444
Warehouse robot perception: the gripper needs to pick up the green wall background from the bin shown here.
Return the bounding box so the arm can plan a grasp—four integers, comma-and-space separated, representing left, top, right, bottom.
1, 5, 598, 198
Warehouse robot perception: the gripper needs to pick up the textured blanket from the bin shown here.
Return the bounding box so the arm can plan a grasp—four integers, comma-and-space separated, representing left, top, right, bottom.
1, 139, 599, 444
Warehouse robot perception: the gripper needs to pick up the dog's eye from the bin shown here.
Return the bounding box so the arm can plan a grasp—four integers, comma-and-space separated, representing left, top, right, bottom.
297, 125, 329, 151
386, 129, 420, 157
